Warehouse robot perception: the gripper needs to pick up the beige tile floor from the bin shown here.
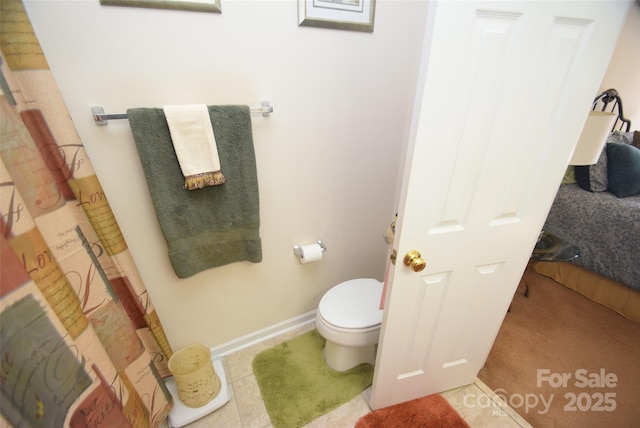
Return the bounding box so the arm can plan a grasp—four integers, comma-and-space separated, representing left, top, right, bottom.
177, 323, 531, 428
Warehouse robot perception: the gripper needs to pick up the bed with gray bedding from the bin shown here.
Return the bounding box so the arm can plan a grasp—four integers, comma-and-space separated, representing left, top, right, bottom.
537, 92, 639, 322
544, 182, 640, 291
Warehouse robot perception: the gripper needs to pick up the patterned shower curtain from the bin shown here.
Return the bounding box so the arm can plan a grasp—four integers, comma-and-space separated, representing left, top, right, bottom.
0, 1, 174, 426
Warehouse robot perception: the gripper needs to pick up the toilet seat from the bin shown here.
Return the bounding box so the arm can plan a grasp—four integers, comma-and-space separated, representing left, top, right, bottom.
316, 311, 381, 347
318, 278, 383, 329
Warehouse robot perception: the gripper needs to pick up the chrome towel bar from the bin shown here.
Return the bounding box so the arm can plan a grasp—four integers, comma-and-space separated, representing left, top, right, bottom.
91, 100, 273, 125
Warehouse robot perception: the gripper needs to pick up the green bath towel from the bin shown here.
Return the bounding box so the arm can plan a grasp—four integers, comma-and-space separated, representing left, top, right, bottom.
128, 105, 262, 278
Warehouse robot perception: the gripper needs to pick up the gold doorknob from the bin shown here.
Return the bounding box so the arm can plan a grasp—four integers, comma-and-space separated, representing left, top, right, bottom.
404, 250, 426, 272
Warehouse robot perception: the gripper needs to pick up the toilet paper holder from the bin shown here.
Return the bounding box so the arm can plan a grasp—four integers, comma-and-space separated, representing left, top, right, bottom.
293, 240, 326, 260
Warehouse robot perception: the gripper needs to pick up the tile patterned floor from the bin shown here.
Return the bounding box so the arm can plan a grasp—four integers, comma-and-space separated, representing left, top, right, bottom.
173, 323, 531, 428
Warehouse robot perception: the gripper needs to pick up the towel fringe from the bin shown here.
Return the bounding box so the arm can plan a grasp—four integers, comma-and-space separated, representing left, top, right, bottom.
184, 171, 226, 190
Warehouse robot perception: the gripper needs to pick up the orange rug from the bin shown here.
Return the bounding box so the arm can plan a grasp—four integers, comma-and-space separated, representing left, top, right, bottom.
355, 394, 470, 428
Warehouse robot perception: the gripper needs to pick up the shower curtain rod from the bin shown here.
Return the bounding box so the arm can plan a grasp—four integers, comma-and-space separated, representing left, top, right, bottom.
91, 100, 273, 125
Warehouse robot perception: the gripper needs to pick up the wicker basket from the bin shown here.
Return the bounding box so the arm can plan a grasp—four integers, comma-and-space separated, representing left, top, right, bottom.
168, 344, 221, 408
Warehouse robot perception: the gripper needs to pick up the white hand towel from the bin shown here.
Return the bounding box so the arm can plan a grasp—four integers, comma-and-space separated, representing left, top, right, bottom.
163, 104, 225, 190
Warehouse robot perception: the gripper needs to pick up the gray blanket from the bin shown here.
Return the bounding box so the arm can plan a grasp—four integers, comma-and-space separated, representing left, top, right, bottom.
128, 105, 262, 278
544, 183, 639, 290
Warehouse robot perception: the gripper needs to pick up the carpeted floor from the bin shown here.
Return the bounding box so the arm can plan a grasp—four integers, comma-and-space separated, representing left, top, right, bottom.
252, 329, 373, 428
478, 268, 640, 428
355, 393, 471, 428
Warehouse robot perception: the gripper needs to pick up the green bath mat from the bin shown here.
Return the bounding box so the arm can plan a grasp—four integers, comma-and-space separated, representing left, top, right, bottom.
253, 329, 374, 428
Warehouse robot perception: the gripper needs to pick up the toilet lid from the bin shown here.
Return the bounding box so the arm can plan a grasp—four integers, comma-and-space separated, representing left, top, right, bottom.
318, 278, 384, 329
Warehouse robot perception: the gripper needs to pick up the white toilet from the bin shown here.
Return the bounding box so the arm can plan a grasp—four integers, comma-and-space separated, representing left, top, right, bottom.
315, 278, 384, 371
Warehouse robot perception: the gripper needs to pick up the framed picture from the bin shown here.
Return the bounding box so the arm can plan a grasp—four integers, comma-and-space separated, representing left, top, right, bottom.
298, 0, 375, 33
100, 0, 221, 13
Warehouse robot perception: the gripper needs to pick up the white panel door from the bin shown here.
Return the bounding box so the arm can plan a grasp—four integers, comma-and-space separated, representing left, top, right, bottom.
370, 0, 630, 410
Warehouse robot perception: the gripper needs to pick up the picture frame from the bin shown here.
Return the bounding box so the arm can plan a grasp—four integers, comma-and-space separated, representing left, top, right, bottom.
100, 0, 221, 13
298, 0, 375, 33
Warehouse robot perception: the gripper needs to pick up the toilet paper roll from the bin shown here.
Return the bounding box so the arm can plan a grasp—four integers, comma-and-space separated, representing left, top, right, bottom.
299, 243, 323, 264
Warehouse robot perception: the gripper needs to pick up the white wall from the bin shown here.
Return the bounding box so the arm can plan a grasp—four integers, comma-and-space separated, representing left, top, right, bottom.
599, 3, 640, 128
24, 0, 429, 350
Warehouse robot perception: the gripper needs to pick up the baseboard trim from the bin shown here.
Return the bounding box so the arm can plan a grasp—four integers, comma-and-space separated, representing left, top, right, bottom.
474, 377, 533, 427
210, 310, 317, 357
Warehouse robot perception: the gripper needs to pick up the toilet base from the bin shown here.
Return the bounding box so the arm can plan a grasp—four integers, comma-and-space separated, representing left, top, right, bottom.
323, 340, 376, 372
